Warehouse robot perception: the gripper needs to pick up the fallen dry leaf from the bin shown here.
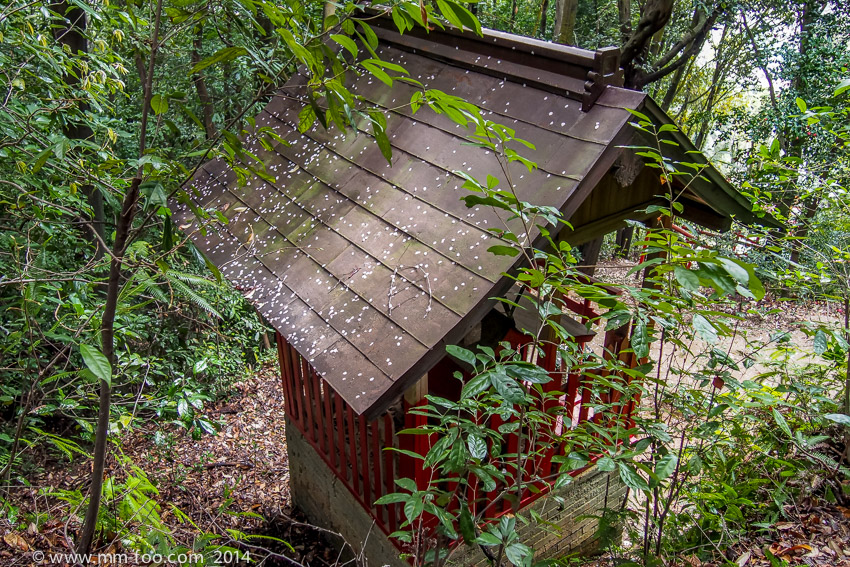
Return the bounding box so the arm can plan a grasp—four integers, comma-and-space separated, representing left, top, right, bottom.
3, 532, 29, 552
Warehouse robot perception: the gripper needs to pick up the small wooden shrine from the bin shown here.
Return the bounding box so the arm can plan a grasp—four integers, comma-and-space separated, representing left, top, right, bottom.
172, 13, 775, 565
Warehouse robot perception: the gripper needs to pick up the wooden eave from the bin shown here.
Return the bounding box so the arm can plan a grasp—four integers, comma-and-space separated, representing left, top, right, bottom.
172, 22, 771, 419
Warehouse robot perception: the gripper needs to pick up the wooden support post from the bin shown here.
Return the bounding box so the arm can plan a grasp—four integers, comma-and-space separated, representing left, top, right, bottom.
614, 226, 634, 259
404, 373, 428, 407
578, 236, 604, 276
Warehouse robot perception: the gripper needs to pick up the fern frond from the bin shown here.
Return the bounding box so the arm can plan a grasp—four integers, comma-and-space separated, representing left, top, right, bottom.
166, 270, 218, 288
171, 280, 222, 319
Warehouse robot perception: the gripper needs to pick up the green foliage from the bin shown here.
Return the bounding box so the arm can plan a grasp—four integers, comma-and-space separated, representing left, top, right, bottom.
3, 0, 850, 564
379, 99, 850, 567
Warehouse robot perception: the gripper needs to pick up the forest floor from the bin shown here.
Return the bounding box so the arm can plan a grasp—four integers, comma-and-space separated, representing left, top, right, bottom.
2, 287, 850, 566
1, 367, 341, 566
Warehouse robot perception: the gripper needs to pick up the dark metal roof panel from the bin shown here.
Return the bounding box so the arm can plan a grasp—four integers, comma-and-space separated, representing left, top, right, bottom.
172, 27, 756, 417
641, 98, 782, 228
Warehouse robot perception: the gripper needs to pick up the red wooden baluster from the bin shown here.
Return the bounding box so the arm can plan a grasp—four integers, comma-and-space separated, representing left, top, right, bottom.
324, 383, 335, 471
399, 400, 417, 490
347, 405, 360, 495
359, 414, 371, 506
336, 394, 347, 481
578, 370, 592, 424
538, 341, 561, 485
565, 370, 580, 425
505, 414, 519, 513
370, 420, 383, 526
280, 341, 298, 426
301, 358, 315, 444
274, 331, 292, 419
468, 472, 479, 519
413, 411, 430, 493
383, 413, 398, 533
312, 370, 325, 453
290, 345, 304, 429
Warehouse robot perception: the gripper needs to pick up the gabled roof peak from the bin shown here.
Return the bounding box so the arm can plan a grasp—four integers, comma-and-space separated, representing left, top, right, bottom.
368, 10, 623, 110
173, 19, 768, 418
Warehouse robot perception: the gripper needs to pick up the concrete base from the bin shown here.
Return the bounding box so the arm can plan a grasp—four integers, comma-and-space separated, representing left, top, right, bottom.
286, 418, 626, 567
447, 466, 627, 566
286, 418, 403, 567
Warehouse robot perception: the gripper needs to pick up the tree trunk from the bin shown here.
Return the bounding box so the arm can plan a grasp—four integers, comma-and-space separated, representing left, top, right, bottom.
617, 0, 632, 43
553, 0, 578, 44
633, 4, 722, 90
537, 0, 550, 36
323, 0, 336, 29
660, 60, 687, 111
190, 27, 216, 140
75, 0, 163, 555
781, 0, 822, 284
841, 295, 850, 412
620, 0, 674, 88
693, 23, 729, 148
51, 0, 106, 260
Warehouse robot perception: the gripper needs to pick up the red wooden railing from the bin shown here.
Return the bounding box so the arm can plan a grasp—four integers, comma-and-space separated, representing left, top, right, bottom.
277, 312, 638, 548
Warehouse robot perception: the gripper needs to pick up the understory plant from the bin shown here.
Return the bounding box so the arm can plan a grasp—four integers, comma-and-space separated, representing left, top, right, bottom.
377, 106, 850, 566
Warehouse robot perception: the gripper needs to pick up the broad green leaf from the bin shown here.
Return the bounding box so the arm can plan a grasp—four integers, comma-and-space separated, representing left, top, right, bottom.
654, 454, 677, 481
824, 413, 850, 426
698, 262, 737, 295
446, 344, 476, 366
489, 369, 526, 404
632, 320, 649, 358
718, 257, 749, 285
330, 34, 358, 58
177, 398, 189, 418
370, 114, 393, 165
475, 531, 501, 546
404, 496, 424, 524
358, 21, 379, 50
470, 466, 497, 491
80, 344, 111, 386
618, 462, 649, 492
458, 505, 476, 544
461, 373, 491, 399
467, 434, 487, 460
596, 456, 616, 471
692, 313, 718, 343
392, 5, 411, 33
772, 408, 792, 438
625, 108, 651, 122
190, 46, 248, 74
375, 493, 409, 505
150, 94, 168, 115
297, 105, 316, 133
487, 245, 519, 257
361, 60, 393, 86
673, 266, 700, 292
813, 330, 828, 355
505, 542, 532, 567
553, 473, 572, 490
505, 363, 551, 384
395, 477, 417, 492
